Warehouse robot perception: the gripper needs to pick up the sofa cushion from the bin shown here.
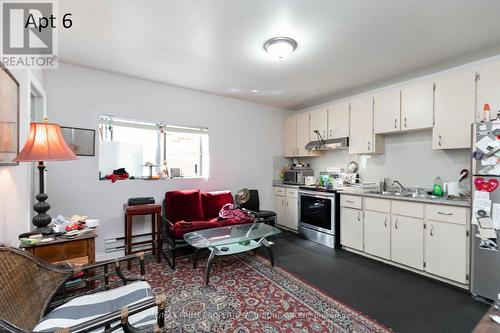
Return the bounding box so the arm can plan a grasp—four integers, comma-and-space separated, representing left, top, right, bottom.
34, 281, 155, 332
165, 189, 204, 222
173, 219, 220, 238
201, 191, 234, 219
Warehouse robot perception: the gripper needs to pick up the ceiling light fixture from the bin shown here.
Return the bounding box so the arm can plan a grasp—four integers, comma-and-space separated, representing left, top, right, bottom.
251, 89, 259, 93
263, 37, 297, 60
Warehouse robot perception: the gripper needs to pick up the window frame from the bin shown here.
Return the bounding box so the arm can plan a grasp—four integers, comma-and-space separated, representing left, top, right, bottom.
98, 116, 209, 180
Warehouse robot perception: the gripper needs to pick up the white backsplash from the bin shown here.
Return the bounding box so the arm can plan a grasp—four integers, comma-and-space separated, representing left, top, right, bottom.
287, 130, 470, 188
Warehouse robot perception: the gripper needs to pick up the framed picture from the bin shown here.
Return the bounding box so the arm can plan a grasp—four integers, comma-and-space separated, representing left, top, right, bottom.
0, 64, 20, 166
61, 126, 96, 156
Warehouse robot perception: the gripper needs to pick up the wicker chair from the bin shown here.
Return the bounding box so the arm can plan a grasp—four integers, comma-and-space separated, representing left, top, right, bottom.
0, 245, 166, 333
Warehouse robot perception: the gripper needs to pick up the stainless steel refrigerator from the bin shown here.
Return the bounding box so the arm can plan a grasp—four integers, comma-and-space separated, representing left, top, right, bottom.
471, 120, 500, 302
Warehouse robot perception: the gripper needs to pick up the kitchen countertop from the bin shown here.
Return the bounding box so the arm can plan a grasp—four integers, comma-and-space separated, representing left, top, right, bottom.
272, 182, 470, 207
338, 189, 471, 207
272, 180, 300, 188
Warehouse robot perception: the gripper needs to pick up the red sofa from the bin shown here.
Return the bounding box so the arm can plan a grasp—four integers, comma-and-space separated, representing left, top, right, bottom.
162, 189, 254, 268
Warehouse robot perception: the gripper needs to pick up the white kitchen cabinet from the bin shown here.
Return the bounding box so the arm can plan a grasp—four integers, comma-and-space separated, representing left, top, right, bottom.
274, 194, 286, 227
285, 197, 298, 230
310, 107, 328, 141
297, 112, 310, 156
401, 81, 434, 131
274, 187, 298, 231
349, 95, 384, 154
374, 88, 401, 134
283, 115, 297, 157
433, 70, 475, 149
424, 220, 467, 284
391, 215, 424, 270
327, 102, 350, 139
364, 210, 391, 260
283, 114, 319, 157
340, 207, 364, 251
476, 60, 500, 121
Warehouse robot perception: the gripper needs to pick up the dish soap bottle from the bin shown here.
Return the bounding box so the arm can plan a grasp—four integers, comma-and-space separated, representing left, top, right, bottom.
433, 176, 443, 196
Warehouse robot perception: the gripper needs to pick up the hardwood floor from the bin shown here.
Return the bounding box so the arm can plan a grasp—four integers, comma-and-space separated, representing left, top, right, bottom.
257, 230, 489, 333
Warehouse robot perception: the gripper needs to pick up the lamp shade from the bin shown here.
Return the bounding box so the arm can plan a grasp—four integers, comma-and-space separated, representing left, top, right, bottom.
13, 122, 77, 161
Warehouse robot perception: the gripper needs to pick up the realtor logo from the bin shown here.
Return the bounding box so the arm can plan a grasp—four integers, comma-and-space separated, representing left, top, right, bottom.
1, 0, 58, 68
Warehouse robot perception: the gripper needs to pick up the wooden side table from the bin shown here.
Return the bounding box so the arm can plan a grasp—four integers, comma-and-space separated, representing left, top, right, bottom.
20, 229, 97, 266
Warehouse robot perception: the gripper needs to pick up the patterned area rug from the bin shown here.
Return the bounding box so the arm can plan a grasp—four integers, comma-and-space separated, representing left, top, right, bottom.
130, 254, 392, 333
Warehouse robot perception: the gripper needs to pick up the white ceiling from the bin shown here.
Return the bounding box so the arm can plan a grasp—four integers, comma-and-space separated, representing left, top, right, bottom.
58, 0, 500, 110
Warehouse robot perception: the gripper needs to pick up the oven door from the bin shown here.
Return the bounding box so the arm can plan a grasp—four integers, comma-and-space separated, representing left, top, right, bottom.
299, 191, 335, 235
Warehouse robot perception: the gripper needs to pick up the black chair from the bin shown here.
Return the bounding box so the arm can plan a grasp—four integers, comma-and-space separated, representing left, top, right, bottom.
238, 189, 277, 226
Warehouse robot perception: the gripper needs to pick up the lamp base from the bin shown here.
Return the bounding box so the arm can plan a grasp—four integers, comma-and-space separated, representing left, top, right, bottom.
33, 192, 52, 228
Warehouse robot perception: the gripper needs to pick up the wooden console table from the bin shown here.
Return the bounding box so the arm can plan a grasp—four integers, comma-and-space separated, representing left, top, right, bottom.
20, 229, 97, 266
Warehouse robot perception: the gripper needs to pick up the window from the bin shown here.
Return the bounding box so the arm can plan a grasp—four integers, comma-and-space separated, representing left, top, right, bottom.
98, 116, 209, 179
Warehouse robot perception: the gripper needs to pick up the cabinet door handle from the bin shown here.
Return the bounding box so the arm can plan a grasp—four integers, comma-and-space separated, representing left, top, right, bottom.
438, 135, 442, 147
330, 129, 333, 137
286, 200, 288, 207
346, 200, 355, 203
430, 225, 435, 237
404, 117, 407, 128
437, 211, 453, 216
282, 199, 284, 205
394, 118, 397, 129
357, 212, 361, 221
367, 141, 371, 151
394, 218, 399, 229
384, 217, 388, 227
323, 130, 327, 138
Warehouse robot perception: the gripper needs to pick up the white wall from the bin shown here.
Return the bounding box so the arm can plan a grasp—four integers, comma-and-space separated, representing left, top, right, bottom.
0, 69, 44, 246
44, 63, 285, 254
301, 131, 469, 188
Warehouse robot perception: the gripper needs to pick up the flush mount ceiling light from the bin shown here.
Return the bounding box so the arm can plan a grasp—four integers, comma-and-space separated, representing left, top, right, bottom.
263, 37, 297, 60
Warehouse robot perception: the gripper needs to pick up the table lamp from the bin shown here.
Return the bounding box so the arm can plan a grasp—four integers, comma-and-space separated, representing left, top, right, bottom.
13, 119, 77, 233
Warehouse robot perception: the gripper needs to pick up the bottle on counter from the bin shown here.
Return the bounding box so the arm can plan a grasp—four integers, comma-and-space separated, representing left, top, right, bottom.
483, 103, 491, 122
433, 176, 443, 197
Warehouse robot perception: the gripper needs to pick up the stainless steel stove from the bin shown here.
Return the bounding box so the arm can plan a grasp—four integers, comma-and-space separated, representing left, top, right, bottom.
298, 186, 340, 249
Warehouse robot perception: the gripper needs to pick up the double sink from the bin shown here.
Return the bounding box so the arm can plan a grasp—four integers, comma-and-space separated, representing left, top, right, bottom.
368, 190, 439, 200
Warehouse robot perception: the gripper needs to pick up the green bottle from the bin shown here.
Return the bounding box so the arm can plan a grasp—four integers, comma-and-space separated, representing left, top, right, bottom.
433, 176, 443, 196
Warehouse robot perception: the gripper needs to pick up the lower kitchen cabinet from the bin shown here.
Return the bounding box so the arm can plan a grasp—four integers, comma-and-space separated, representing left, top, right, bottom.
391, 215, 424, 270
339, 194, 470, 287
364, 210, 391, 260
274, 195, 286, 227
274, 186, 298, 231
340, 207, 364, 251
285, 197, 298, 230
424, 220, 468, 284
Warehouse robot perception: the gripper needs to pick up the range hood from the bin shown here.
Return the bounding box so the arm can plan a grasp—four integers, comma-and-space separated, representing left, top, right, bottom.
305, 137, 349, 151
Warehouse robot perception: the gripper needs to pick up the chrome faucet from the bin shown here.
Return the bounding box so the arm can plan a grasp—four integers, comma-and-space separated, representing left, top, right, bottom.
392, 180, 406, 192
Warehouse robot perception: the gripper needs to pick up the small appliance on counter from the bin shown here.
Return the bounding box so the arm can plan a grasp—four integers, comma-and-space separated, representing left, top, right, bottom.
304, 176, 316, 186
283, 165, 314, 185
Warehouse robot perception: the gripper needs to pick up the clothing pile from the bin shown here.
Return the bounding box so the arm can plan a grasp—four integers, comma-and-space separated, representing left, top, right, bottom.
105, 168, 129, 183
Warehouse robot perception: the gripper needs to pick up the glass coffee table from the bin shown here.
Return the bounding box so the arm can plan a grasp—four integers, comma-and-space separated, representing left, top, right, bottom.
184, 223, 281, 285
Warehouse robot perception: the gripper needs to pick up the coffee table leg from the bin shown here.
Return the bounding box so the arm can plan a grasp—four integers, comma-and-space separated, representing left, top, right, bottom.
193, 248, 199, 269
205, 248, 219, 285
260, 238, 274, 266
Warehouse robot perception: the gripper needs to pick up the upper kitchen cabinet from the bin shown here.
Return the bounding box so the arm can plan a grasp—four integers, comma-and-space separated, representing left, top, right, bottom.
401, 81, 434, 131
283, 115, 297, 157
476, 60, 500, 121
433, 70, 475, 149
328, 102, 350, 139
309, 107, 328, 141
283, 113, 320, 157
349, 95, 384, 154
374, 88, 401, 134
